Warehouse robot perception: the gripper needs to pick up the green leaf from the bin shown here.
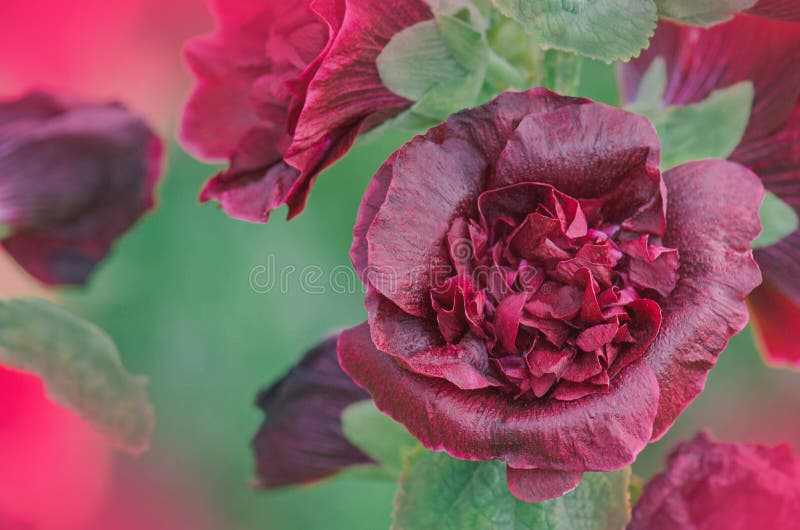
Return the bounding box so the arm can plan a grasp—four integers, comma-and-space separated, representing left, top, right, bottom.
656, 0, 757, 26
377, 13, 492, 123
0, 298, 154, 454
392, 449, 631, 530
540, 50, 584, 96
755, 191, 799, 248
491, 0, 657, 63
377, 20, 467, 102
341, 400, 420, 476
633, 81, 754, 170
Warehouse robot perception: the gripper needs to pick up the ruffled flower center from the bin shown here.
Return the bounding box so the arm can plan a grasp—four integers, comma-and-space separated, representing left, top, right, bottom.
430, 182, 678, 401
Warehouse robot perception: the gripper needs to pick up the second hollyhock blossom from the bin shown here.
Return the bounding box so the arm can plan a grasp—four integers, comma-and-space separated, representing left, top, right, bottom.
619, 15, 800, 368
181, 0, 432, 222
339, 88, 763, 502
630, 432, 800, 530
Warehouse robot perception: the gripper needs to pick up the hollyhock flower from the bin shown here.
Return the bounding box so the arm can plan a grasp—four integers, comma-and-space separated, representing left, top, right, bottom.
252, 335, 373, 488
339, 88, 763, 502
619, 16, 800, 368
0, 90, 163, 286
181, 0, 431, 223
629, 432, 800, 530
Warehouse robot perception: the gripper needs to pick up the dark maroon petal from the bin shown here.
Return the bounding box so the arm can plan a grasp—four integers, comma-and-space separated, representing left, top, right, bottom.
338, 322, 660, 472
252, 335, 373, 489
647, 161, 763, 439
505, 467, 583, 503
287, 0, 430, 157
629, 432, 800, 530
747, 0, 800, 22
0, 90, 162, 286
620, 17, 800, 143
748, 280, 800, 369
493, 103, 663, 232
351, 155, 395, 282
365, 136, 488, 317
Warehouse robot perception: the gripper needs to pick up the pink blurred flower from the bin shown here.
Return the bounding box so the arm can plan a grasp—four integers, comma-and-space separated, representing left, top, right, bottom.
0, 0, 212, 130
0, 366, 221, 530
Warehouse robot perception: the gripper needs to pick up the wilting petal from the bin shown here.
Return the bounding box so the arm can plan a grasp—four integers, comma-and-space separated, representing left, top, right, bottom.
629, 432, 800, 530
505, 467, 583, 503
648, 160, 763, 439
252, 335, 373, 489
338, 323, 660, 472
0, 90, 162, 285
748, 280, 800, 369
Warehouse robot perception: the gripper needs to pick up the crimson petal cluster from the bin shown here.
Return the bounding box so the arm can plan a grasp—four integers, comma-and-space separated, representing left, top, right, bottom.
339, 88, 763, 502
0, 90, 162, 285
182, 0, 431, 222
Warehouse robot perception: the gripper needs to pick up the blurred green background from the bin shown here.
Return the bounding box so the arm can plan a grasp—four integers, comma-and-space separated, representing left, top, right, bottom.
65, 62, 800, 530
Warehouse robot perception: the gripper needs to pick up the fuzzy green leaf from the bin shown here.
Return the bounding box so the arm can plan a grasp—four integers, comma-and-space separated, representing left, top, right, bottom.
0, 298, 154, 454
392, 449, 631, 530
755, 191, 799, 248
632, 81, 754, 170
491, 0, 657, 62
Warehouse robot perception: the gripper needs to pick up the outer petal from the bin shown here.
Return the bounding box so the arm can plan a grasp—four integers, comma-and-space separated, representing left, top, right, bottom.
647, 161, 763, 439
338, 323, 660, 472
351, 155, 394, 282
0, 91, 163, 285
629, 432, 800, 530
252, 335, 373, 489
737, 105, 800, 306
748, 280, 800, 369
493, 102, 664, 232
287, 0, 430, 157
365, 135, 487, 317
747, 0, 800, 22
505, 467, 583, 503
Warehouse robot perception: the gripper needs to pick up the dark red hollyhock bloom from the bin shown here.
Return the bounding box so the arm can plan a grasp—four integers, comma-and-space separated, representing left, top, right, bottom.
252, 335, 374, 489
619, 16, 800, 368
339, 88, 763, 502
0, 90, 162, 285
630, 432, 800, 530
747, 0, 800, 22
181, 0, 431, 223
